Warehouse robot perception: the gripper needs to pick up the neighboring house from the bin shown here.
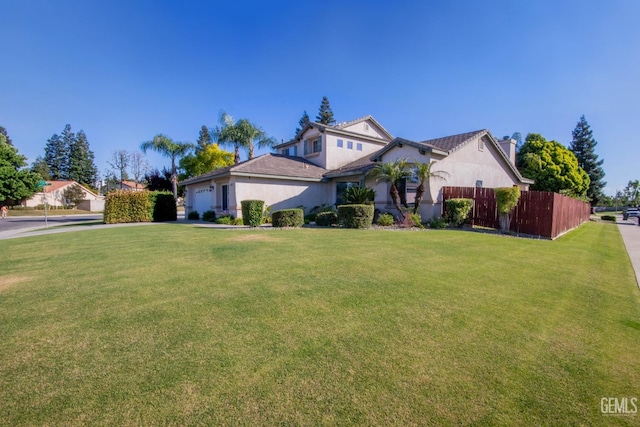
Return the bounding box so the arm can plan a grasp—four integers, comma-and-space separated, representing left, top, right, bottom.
120, 180, 146, 191
23, 180, 104, 211
181, 116, 532, 219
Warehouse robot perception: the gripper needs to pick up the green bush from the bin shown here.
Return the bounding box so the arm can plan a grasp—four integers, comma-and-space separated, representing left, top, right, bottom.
103, 190, 152, 224
409, 213, 424, 228
601, 215, 616, 222
187, 211, 200, 220
202, 210, 216, 222
232, 217, 244, 226
149, 192, 177, 222
495, 186, 520, 214
262, 205, 272, 224
241, 200, 264, 227
272, 209, 304, 227
338, 204, 374, 229
343, 186, 376, 205
377, 213, 395, 226
215, 215, 234, 225
427, 216, 448, 229
304, 214, 317, 224
445, 198, 473, 228
316, 211, 338, 226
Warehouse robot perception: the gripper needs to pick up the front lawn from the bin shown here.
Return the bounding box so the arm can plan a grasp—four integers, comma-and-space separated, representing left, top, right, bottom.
0, 223, 638, 425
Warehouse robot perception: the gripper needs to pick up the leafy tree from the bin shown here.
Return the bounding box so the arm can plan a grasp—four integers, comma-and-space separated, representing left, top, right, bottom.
316, 96, 335, 125
179, 144, 234, 179
215, 111, 276, 163
0, 126, 13, 146
517, 133, 589, 198
368, 158, 411, 220
68, 130, 98, 186
140, 135, 194, 199
62, 184, 86, 207
31, 156, 51, 180
569, 115, 606, 204
0, 134, 40, 205
144, 168, 174, 194
412, 162, 448, 214
196, 125, 213, 152
108, 150, 130, 189
296, 110, 310, 135
624, 180, 640, 206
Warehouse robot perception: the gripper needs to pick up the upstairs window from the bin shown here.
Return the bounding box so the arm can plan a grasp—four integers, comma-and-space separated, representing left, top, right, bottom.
356, 143, 363, 151
312, 137, 322, 153
292, 145, 298, 156
478, 138, 484, 151
347, 141, 353, 149
337, 139, 343, 148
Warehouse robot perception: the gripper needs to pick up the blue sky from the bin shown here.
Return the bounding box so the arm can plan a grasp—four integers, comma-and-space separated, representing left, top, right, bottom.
1, 0, 638, 195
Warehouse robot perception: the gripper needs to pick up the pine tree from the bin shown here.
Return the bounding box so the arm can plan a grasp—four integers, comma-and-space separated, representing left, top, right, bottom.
44, 133, 67, 180
295, 111, 310, 135
68, 130, 98, 186
316, 96, 335, 125
31, 156, 51, 180
0, 126, 13, 146
196, 125, 213, 152
569, 115, 606, 204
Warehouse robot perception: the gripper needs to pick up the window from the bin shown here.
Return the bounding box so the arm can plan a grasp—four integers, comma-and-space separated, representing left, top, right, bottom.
347, 141, 353, 149
364, 123, 369, 131
292, 145, 298, 156
337, 139, 343, 148
478, 138, 484, 151
312, 137, 322, 153
281, 148, 289, 156
303, 140, 308, 155
356, 143, 363, 151
336, 182, 359, 205
476, 180, 483, 188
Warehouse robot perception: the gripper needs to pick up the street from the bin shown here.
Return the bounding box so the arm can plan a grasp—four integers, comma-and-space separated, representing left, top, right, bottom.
0, 214, 103, 233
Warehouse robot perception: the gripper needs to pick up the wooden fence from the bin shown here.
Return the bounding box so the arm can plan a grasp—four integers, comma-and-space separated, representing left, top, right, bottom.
442, 186, 591, 239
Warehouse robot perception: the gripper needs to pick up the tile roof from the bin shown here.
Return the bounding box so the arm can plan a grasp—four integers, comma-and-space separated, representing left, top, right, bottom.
180, 153, 328, 185
417, 129, 486, 152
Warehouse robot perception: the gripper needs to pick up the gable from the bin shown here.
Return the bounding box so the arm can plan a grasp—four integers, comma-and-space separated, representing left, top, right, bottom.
339, 119, 388, 140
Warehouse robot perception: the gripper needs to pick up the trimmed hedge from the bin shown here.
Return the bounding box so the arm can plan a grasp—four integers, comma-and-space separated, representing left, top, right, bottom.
149, 192, 177, 222
103, 190, 176, 224
316, 211, 338, 226
187, 211, 200, 220
377, 213, 395, 226
338, 204, 374, 229
272, 209, 304, 228
601, 215, 616, 222
241, 200, 264, 227
202, 210, 216, 222
445, 198, 473, 228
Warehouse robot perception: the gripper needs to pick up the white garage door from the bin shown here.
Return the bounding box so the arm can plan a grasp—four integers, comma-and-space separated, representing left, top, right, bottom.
192, 187, 214, 215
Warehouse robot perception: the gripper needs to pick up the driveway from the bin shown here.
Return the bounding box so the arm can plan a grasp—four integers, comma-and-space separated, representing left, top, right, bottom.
617, 215, 640, 290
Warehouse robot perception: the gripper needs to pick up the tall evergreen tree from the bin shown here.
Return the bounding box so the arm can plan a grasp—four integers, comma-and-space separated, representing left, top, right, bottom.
31, 156, 51, 180
0, 126, 13, 146
316, 96, 335, 125
196, 125, 213, 152
44, 133, 67, 180
295, 111, 310, 135
569, 115, 606, 204
68, 130, 98, 186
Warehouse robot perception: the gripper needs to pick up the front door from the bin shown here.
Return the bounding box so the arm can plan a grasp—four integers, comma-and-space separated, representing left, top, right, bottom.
222, 185, 229, 211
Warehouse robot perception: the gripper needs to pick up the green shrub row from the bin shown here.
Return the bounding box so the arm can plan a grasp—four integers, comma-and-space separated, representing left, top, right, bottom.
601, 215, 616, 222
104, 190, 176, 224
445, 198, 473, 228
272, 209, 304, 227
337, 204, 374, 229
187, 211, 200, 220
202, 210, 216, 222
241, 200, 264, 227
316, 211, 338, 226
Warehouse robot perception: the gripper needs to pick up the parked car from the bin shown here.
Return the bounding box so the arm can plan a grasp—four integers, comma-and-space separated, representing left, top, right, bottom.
623, 207, 639, 220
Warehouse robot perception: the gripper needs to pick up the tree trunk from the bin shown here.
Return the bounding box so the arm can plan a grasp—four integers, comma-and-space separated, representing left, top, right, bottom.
249, 145, 254, 160
234, 145, 241, 164
171, 173, 178, 200
499, 213, 511, 233
413, 183, 425, 215
390, 184, 405, 220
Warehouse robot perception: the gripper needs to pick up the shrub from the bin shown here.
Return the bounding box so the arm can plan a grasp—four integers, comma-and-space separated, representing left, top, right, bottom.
262, 205, 272, 224
304, 214, 317, 224
232, 217, 244, 226
149, 191, 177, 222
343, 186, 376, 205
202, 210, 216, 222
495, 186, 520, 214
104, 190, 152, 224
316, 211, 338, 226
427, 216, 448, 229
187, 211, 200, 220
377, 213, 395, 226
338, 204, 374, 229
601, 215, 616, 222
410, 213, 424, 228
241, 200, 264, 227
215, 215, 234, 225
445, 198, 473, 228
272, 209, 304, 227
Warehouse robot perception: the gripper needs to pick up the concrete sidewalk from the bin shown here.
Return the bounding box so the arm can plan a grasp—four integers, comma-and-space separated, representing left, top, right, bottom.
617, 215, 640, 290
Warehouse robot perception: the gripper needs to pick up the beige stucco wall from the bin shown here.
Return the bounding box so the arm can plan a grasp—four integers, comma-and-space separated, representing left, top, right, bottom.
324, 133, 386, 170
340, 121, 388, 139
24, 185, 101, 208
228, 176, 332, 218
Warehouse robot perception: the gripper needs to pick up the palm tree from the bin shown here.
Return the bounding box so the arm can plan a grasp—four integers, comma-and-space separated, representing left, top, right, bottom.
412, 162, 448, 214
368, 158, 411, 220
214, 111, 276, 163
140, 135, 194, 200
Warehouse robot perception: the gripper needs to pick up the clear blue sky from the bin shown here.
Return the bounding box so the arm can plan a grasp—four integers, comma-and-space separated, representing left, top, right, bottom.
1, 0, 638, 195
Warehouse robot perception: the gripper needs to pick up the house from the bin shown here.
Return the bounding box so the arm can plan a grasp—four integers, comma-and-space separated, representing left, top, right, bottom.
23, 180, 104, 212
181, 116, 532, 219
120, 180, 146, 191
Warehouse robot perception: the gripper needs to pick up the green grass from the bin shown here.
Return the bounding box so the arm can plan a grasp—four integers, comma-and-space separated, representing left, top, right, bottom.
0, 223, 639, 425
